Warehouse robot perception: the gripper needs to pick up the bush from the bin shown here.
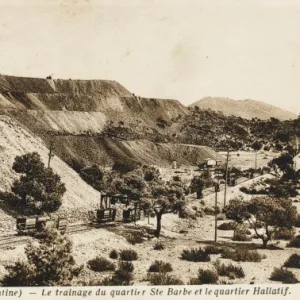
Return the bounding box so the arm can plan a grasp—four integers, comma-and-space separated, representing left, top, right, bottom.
274, 227, 295, 240
287, 235, 300, 248
294, 215, 300, 228
284, 254, 300, 268
270, 267, 299, 283
190, 269, 219, 285
87, 257, 115, 272
204, 245, 224, 255
109, 249, 118, 259
148, 273, 184, 285
153, 242, 165, 250
181, 248, 210, 262
148, 261, 173, 273
126, 233, 144, 245
233, 225, 252, 241
119, 249, 138, 261
221, 248, 264, 262
118, 260, 134, 273
214, 260, 245, 278
218, 222, 236, 231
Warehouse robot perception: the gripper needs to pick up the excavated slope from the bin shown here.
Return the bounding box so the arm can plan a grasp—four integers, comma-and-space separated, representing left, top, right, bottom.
0, 115, 100, 220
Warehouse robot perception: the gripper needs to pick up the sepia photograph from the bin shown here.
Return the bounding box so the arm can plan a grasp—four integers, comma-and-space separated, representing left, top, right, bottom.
0, 0, 300, 290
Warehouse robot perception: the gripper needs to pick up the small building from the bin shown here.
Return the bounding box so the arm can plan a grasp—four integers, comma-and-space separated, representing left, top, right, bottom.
205, 158, 217, 168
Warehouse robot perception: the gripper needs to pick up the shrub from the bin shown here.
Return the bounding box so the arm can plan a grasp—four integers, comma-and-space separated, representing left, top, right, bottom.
218, 222, 236, 231
214, 260, 245, 278
233, 225, 252, 241
221, 248, 264, 262
270, 267, 299, 284
126, 233, 144, 245
153, 242, 165, 250
294, 215, 300, 228
190, 269, 219, 285
181, 248, 210, 262
118, 260, 134, 273
287, 235, 300, 248
148, 273, 184, 285
87, 256, 115, 272
204, 245, 224, 255
274, 227, 296, 240
119, 249, 138, 261
148, 261, 173, 273
109, 249, 118, 259
284, 254, 300, 268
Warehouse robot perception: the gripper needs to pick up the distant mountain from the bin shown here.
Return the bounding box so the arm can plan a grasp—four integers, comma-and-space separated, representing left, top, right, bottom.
189, 97, 296, 120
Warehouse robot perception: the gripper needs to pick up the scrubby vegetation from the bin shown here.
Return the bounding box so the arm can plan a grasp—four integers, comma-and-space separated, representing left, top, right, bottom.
270, 267, 299, 284
181, 248, 210, 262
189, 268, 219, 285
214, 260, 245, 278
148, 260, 173, 273
284, 254, 300, 268
221, 248, 265, 262
287, 235, 300, 248
109, 249, 118, 259
119, 249, 138, 261
148, 273, 184, 285
87, 257, 115, 272
153, 241, 165, 250
1, 228, 82, 286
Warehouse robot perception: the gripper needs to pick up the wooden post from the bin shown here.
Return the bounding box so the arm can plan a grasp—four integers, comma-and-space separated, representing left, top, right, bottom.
214, 183, 218, 242
47, 140, 54, 168
224, 149, 230, 207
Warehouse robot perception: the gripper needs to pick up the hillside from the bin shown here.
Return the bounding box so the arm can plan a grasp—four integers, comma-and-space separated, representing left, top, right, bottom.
0, 115, 100, 220
190, 97, 296, 120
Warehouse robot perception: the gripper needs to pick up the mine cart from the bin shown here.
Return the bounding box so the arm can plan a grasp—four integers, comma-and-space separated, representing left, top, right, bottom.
96, 208, 117, 223
16, 217, 37, 234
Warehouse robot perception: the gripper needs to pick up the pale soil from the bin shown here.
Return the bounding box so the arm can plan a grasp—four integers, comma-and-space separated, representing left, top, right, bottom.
218, 150, 279, 170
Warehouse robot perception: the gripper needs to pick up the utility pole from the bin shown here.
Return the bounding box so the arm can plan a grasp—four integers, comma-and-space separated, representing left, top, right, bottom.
254, 151, 258, 172
214, 181, 219, 242
47, 139, 55, 168
224, 149, 230, 207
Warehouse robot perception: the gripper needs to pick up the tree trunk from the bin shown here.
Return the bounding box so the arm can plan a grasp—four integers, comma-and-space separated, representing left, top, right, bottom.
155, 213, 162, 238
262, 238, 269, 248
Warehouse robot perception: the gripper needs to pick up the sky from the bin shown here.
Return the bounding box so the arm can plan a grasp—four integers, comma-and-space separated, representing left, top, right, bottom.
0, 0, 299, 114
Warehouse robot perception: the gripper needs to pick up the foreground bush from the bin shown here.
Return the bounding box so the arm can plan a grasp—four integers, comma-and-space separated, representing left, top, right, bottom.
118, 260, 134, 273
109, 249, 118, 259
148, 261, 173, 273
87, 257, 115, 272
100, 260, 134, 286
126, 233, 144, 245
287, 235, 300, 248
270, 267, 299, 284
221, 248, 264, 262
214, 260, 245, 279
181, 248, 210, 262
274, 227, 296, 240
2, 228, 81, 286
190, 269, 219, 285
119, 249, 138, 261
153, 242, 165, 250
204, 245, 224, 255
148, 273, 184, 285
283, 254, 300, 268
218, 222, 236, 231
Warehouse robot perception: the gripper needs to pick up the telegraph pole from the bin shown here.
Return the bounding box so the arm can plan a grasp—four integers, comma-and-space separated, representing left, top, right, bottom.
224, 149, 230, 207
48, 139, 55, 168
254, 151, 258, 172
214, 181, 218, 242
